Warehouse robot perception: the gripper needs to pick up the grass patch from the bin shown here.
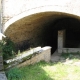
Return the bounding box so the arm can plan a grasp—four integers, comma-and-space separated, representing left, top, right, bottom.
6, 60, 80, 80
61, 52, 80, 59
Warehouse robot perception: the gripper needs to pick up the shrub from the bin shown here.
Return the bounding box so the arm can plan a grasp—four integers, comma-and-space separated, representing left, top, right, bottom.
0, 37, 16, 59
6, 67, 24, 80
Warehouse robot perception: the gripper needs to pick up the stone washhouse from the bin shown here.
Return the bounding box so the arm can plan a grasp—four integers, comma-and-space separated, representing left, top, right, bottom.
1, 0, 80, 54
1, 0, 80, 79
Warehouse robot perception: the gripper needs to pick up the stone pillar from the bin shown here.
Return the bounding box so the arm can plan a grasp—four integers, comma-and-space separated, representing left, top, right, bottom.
58, 30, 66, 53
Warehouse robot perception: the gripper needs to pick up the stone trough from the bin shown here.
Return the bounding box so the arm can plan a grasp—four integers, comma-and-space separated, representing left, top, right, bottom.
4, 46, 51, 69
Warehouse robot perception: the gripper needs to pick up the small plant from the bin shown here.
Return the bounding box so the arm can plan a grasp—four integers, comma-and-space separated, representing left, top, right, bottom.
0, 37, 16, 59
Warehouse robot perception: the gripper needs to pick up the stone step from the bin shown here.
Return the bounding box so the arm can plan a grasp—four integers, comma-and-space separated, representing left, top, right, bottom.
51, 56, 60, 62
0, 72, 7, 80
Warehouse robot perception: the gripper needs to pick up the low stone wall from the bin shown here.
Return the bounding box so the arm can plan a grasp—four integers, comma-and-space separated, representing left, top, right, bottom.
18, 47, 51, 67
4, 46, 51, 69
58, 48, 80, 53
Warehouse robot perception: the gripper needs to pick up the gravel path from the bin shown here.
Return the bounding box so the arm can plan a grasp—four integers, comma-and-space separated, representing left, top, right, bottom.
51, 50, 80, 66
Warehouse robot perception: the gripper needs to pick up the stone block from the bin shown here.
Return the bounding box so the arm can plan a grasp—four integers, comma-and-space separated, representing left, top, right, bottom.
17, 59, 30, 67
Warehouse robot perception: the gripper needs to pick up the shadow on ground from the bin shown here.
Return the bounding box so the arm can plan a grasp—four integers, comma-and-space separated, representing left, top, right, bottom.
51, 51, 80, 66
6, 61, 54, 80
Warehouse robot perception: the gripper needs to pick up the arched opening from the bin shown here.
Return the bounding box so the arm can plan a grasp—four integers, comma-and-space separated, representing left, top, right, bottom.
52, 18, 80, 53
4, 12, 80, 54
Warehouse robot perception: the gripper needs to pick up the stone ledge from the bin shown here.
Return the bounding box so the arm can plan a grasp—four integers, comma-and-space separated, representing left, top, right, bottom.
59, 48, 80, 53
4, 46, 51, 69
4, 47, 42, 64
17, 46, 51, 68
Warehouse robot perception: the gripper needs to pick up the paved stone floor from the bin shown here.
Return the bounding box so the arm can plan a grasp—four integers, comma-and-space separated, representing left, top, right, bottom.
51, 50, 62, 62
0, 72, 7, 80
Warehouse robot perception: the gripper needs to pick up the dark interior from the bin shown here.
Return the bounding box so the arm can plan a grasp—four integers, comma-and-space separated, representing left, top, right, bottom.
5, 12, 80, 54
46, 17, 80, 53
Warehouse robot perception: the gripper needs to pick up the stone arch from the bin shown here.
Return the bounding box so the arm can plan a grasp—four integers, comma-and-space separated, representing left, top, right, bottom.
3, 6, 80, 52
3, 5, 80, 33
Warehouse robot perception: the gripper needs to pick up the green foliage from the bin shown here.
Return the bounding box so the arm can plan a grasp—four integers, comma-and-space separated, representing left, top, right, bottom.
6, 61, 52, 80
6, 67, 25, 80
6, 60, 80, 80
0, 37, 16, 59
61, 52, 80, 59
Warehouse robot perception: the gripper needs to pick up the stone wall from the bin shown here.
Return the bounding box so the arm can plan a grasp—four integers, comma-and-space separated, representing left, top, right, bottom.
61, 48, 80, 53
1, 0, 80, 52
4, 12, 80, 50
18, 47, 51, 67
58, 30, 80, 53
4, 46, 51, 69
4, 12, 58, 49
2, 0, 80, 24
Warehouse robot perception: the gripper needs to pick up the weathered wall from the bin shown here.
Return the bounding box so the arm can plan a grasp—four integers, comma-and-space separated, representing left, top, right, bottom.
18, 46, 51, 67
5, 46, 51, 69
1, 0, 80, 50
4, 12, 80, 49
2, 0, 80, 18
2, 0, 80, 26
4, 13, 80, 51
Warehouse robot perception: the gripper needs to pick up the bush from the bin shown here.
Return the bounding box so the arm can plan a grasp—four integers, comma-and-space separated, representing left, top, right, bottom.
0, 37, 16, 59
6, 67, 24, 80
